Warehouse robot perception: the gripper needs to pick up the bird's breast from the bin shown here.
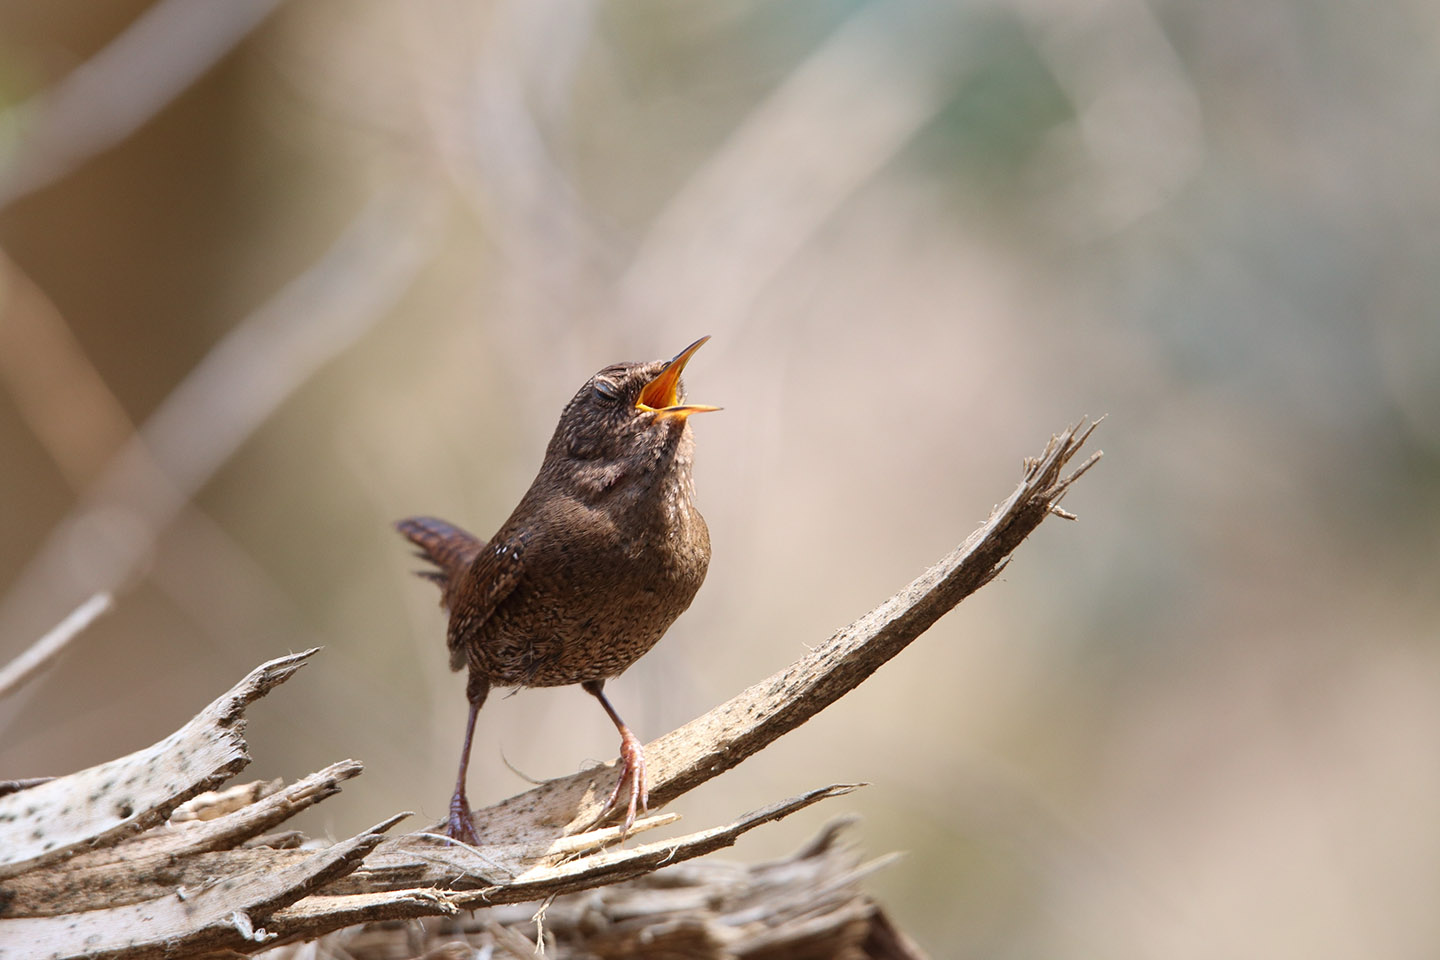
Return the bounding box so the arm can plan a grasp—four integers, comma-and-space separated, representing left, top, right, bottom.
474, 482, 709, 687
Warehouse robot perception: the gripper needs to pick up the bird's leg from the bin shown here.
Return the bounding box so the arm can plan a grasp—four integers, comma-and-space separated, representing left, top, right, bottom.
446, 674, 489, 845
582, 679, 648, 836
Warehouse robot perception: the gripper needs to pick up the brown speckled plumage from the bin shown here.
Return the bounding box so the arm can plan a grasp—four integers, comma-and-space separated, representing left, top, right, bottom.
397, 338, 715, 842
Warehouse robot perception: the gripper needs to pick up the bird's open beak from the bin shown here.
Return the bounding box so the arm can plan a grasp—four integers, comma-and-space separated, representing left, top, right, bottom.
638, 336, 721, 420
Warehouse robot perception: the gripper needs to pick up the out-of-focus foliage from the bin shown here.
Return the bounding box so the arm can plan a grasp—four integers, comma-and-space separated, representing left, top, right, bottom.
1, 2, 1438, 955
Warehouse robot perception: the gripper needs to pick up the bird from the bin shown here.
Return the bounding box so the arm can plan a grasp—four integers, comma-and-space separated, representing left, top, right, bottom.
396, 337, 718, 843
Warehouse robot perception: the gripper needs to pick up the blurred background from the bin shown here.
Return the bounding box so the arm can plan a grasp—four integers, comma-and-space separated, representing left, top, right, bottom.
2, 1, 1439, 955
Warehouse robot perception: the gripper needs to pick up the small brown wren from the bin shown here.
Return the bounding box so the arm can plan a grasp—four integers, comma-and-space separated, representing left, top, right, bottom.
397, 337, 718, 842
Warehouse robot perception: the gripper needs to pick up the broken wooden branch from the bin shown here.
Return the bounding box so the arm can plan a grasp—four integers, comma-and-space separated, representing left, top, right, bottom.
5, 814, 407, 958
0, 419, 1100, 959
0, 648, 319, 881
292, 817, 928, 960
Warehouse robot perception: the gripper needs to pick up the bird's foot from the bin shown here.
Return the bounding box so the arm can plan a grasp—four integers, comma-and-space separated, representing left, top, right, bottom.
599, 726, 649, 837
444, 790, 480, 846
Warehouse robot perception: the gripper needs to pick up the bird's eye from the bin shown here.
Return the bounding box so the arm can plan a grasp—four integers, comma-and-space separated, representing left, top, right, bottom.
592, 377, 621, 402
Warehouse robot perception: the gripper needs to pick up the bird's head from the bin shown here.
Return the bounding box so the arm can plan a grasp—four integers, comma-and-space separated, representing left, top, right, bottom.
544, 337, 719, 491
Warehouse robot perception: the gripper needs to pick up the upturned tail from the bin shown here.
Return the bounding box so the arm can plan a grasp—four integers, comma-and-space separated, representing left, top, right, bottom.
395, 516, 485, 607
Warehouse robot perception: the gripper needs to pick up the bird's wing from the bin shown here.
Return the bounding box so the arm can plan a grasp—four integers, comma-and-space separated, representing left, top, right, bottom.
395, 516, 486, 606
447, 533, 527, 667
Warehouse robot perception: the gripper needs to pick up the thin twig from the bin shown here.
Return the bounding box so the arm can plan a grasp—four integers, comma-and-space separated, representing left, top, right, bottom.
0, 593, 112, 700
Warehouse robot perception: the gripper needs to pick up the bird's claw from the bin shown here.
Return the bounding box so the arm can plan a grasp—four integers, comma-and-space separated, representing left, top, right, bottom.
445, 790, 480, 846
599, 727, 648, 837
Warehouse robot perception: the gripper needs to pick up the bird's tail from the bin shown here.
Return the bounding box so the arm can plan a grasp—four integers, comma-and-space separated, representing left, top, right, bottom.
395, 516, 485, 603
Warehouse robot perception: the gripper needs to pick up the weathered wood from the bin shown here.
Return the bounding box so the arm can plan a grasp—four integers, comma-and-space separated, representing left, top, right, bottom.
0, 649, 319, 880
0, 815, 404, 960
0, 420, 1099, 960
256, 784, 858, 948
308, 818, 927, 960
2, 785, 850, 925
6, 763, 364, 916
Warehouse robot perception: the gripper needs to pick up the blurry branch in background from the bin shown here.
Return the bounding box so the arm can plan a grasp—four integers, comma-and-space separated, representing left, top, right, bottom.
127, 187, 436, 500
436, 0, 601, 284
619, 4, 968, 338
0, 593, 112, 701
0, 185, 442, 649
0, 421, 1097, 958
0, 0, 284, 211
394, 1, 970, 369
369, 0, 613, 374
1012, 0, 1203, 232
0, 257, 136, 485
